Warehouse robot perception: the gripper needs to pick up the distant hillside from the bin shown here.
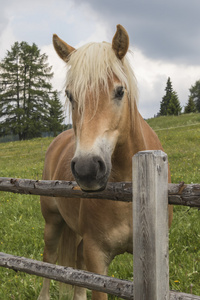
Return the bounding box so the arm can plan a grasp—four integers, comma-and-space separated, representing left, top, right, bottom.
147, 113, 200, 130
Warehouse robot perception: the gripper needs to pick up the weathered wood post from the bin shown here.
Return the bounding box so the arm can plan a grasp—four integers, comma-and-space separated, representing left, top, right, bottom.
132, 150, 169, 300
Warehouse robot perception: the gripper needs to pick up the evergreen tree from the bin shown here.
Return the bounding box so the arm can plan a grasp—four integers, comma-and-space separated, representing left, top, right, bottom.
167, 91, 181, 115
159, 77, 173, 116
159, 77, 181, 116
184, 96, 197, 113
188, 80, 200, 112
0, 41, 64, 140
46, 91, 65, 136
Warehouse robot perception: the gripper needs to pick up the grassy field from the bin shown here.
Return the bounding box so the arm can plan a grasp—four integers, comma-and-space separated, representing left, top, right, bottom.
0, 113, 200, 299
148, 113, 200, 296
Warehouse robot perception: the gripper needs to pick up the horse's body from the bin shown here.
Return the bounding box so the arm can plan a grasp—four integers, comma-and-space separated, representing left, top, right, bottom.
38, 25, 173, 300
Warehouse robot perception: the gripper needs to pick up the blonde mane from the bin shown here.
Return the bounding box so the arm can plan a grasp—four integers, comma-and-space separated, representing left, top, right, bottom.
65, 41, 138, 117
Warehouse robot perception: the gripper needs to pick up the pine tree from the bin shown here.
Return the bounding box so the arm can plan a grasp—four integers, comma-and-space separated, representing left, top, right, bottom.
46, 91, 65, 136
184, 96, 196, 113
159, 77, 181, 116
0, 41, 64, 140
159, 77, 173, 116
167, 91, 181, 115
188, 80, 200, 112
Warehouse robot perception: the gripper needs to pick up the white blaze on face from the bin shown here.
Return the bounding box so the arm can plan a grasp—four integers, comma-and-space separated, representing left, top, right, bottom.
74, 128, 119, 163
71, 127, 119, 191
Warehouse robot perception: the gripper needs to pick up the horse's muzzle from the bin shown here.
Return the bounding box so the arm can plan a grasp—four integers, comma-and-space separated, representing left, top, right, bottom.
71, 154, 110, 192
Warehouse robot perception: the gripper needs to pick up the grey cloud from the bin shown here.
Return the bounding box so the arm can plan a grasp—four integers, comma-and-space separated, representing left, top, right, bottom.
73, 0, 200, 65
0, 8, 9, 36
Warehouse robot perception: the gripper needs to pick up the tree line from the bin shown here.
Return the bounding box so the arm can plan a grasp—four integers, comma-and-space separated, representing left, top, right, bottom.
159, 77, 200, 116
0, 41, 65, 141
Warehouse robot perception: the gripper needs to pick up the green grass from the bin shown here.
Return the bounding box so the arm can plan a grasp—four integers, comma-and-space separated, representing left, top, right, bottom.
0, 113, 200, 299
147, 112, 200, 131
147, 113, 200, 296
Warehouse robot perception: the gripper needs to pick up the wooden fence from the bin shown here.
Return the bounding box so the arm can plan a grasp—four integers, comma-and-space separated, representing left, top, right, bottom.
0, 150, 200, 299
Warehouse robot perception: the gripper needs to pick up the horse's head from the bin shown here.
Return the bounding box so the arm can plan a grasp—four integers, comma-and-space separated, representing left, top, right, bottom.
53, 25, 138, 192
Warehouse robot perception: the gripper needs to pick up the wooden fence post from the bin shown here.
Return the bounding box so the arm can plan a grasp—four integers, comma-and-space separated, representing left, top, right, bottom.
132, 150, 169, 300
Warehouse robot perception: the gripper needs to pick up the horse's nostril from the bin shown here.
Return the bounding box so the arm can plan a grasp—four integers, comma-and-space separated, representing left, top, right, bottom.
71, 161, 75, 171
71, 158, 78, 176
97, 159, 106, 177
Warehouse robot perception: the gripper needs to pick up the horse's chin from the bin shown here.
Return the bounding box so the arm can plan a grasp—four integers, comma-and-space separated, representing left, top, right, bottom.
81, 185, 107, 193
76, 179, 108, 193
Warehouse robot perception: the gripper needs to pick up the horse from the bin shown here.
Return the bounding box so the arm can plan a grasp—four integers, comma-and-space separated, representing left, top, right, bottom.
38, 24, 173, 300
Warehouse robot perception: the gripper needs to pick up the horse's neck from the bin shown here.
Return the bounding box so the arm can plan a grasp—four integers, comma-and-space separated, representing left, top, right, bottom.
112, 106, 164, 182
131, 110, 149, 152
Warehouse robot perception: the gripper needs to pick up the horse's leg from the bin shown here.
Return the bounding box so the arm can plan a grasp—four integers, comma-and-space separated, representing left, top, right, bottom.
38, 211, 64, 300
83, 237, 110, 300
73, 240, 87, 300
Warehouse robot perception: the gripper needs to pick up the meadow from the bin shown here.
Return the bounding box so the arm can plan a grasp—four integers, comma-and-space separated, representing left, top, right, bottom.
0, 113, 200, 299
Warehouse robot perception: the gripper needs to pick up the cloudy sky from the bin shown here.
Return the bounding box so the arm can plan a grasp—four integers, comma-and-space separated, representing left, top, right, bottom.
1, 0, 200, 119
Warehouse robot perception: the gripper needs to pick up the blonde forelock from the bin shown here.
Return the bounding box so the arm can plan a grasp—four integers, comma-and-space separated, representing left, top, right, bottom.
65, 42, 138, 118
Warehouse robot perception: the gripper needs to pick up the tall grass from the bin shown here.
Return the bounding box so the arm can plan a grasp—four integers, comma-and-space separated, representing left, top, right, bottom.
0, 113, 200, 299
148, 113, 200, 296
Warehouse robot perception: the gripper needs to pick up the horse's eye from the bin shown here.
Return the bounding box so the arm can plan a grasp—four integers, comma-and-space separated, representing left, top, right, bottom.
65, 90, 73, 103
114, 86, 124, 100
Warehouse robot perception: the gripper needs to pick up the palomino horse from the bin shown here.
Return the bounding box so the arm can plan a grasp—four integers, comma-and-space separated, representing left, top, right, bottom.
38, 25, 173, 300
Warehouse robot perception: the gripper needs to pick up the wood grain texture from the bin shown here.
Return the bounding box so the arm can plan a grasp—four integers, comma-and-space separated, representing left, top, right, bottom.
132, 150, 169, 300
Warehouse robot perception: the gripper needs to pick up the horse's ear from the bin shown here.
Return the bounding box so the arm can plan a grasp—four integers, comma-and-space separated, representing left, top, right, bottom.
112, 24, 129, 60
53, 34, 75, 62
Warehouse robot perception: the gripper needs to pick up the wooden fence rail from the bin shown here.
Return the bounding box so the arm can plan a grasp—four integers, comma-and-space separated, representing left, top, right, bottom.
0, 252, 133, 300
0, 177, 200, 207
1, 252, 200, 300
